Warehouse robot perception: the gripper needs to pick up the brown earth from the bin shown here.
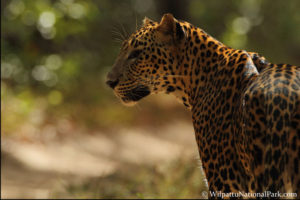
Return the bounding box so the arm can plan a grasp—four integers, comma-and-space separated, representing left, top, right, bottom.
1, 121, 200, 199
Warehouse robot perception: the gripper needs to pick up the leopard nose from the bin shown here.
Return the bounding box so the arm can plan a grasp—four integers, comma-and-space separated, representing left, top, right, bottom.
106, 79, 119, 89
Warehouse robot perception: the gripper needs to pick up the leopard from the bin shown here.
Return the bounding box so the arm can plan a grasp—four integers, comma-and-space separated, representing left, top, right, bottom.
106, 13, 300, 197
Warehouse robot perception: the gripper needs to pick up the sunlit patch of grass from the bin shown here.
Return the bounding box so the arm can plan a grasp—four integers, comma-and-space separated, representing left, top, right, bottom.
54, 158, 208, 199
1, 83, 40, 135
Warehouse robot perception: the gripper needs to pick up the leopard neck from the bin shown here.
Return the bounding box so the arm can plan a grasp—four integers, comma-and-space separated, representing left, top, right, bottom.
176, 25, 259, 192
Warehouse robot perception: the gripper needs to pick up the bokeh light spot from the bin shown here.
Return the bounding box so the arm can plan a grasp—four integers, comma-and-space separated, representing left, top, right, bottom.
60, 0, 74, 5
32, 65, 50, 81
8, 0, 25, 17
68, 3, 86, 19
39, 11, 56, 28
232, 17, 251, 35
1, 62, 16, 79
46, 54, 62, 70
48, 90, 63, 105
44, 72, 58, 87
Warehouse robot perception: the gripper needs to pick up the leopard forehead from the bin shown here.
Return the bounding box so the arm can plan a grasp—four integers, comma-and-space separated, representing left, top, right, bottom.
122, 22, 158, 50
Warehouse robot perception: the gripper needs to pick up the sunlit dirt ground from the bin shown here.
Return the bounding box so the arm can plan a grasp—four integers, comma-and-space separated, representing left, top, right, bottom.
2, 121, 202, 198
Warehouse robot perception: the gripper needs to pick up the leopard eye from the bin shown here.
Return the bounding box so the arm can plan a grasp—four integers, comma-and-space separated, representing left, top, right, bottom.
128, 50, 142, 59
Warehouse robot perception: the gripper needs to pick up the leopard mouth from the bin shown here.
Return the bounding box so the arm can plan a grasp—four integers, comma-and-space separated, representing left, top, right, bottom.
122, 85, 151, 102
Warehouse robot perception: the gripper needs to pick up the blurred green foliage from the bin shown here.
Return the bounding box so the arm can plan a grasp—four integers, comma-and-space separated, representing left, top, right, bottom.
2, 0, 300, 134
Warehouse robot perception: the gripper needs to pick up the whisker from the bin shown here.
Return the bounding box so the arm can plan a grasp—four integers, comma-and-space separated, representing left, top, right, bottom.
111, 28, 126, 41
118, 21, 129, 40
134, 103, 142, 111
113, 25, 127, 40
111, 30, 123, 38
108, 96, 123, 106
111, 35, 124, 42
112, 38, 124, 44
134, 11, 138, 31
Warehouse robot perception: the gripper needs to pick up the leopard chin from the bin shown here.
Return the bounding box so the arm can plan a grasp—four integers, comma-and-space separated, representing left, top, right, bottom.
120, 85, 151, 105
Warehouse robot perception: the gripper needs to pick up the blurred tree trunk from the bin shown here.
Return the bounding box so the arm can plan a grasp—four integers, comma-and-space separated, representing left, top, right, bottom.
154, 0, 189, 20
1, 0, 8, 13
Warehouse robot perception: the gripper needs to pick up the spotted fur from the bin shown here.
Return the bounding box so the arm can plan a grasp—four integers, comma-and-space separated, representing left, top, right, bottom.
107, 14, 300, 197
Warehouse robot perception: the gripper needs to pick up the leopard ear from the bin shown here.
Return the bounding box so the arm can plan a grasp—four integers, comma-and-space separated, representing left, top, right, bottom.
143, 17, 154, 26
158, 13, 185, 41
157, 13, 175, 33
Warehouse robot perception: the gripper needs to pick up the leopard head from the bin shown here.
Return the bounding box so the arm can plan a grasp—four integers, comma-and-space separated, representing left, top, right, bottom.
106, 14, 187, 106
